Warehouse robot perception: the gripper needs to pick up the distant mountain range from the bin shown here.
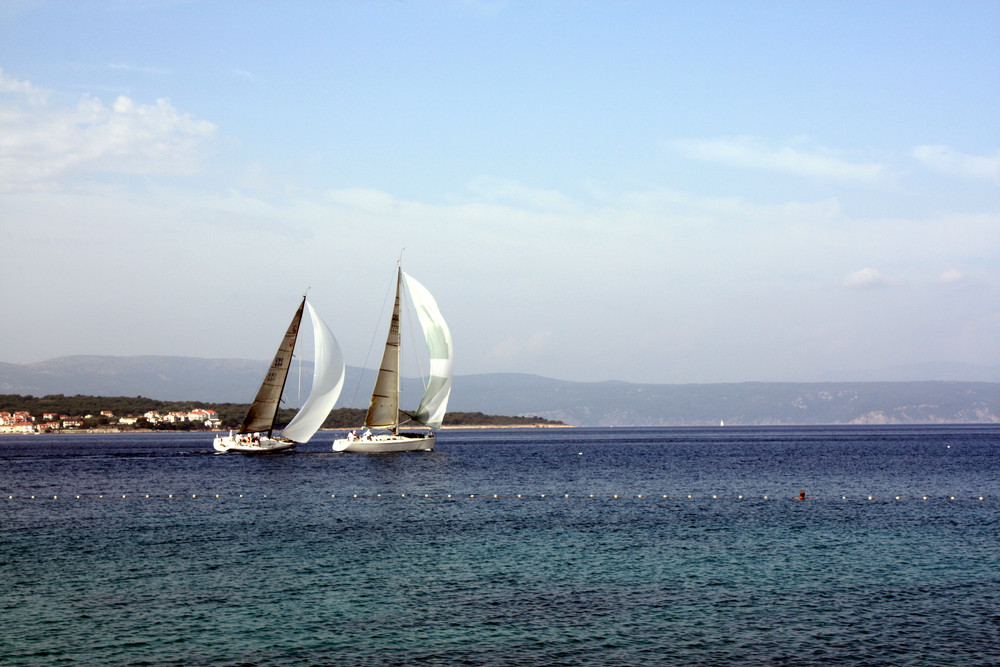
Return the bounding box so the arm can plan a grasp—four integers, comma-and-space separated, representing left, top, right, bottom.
1, 355, 998, 426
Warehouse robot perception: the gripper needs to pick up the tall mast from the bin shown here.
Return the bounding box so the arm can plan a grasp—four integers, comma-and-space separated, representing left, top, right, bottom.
392, 265, 402, 435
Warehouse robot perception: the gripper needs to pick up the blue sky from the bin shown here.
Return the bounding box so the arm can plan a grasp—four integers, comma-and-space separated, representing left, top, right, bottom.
2, 0, 998, 384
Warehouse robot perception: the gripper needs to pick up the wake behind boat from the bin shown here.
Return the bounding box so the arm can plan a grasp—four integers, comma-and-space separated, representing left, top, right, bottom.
215, 296, 345, 453
333, 265, 453, 453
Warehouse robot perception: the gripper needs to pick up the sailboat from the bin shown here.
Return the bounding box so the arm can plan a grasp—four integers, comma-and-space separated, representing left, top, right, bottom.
333, 265, 453, 453
214, 296, 345, 453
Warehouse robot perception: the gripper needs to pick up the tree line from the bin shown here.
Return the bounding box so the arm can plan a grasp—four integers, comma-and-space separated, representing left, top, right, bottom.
1, 394, 564, 430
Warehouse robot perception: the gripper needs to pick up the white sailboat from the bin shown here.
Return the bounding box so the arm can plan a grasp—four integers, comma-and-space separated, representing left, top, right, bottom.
214, 296, 345, 453
333, 265, 453, 453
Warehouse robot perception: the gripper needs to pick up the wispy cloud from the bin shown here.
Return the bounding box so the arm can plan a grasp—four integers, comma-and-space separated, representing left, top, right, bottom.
843, 267, 901, 289
912, 145, 1000, 182
938, 269, 964, 284
0, 69, 217, 190
672, 136, 887, 183
465, 176, 578, 212
109, 62, 172, 76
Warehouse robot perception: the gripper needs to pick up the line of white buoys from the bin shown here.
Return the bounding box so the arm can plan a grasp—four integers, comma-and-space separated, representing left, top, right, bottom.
3, 493, 992, 501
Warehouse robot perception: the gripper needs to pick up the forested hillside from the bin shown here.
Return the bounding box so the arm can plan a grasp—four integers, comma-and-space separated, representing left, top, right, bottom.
0, 394, 564, 431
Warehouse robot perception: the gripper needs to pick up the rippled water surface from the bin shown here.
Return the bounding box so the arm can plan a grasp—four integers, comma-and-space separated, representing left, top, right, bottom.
2, 426, 998, 666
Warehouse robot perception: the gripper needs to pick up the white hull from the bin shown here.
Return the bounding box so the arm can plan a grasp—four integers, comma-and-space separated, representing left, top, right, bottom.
333, 433, 435, 453
214, 434, 296, 453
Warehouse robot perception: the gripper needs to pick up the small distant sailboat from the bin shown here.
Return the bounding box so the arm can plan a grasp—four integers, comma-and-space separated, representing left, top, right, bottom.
333, 264, 453, 453
214, 296, 345, 454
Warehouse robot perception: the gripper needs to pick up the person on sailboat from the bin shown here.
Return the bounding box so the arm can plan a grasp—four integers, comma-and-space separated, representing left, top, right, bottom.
363, 428, 372, 440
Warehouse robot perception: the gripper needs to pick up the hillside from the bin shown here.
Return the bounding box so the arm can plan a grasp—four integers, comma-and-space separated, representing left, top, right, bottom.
2, 356, 998, 426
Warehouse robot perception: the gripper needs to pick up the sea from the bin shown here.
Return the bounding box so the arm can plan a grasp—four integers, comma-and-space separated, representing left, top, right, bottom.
1, 425, 998, 666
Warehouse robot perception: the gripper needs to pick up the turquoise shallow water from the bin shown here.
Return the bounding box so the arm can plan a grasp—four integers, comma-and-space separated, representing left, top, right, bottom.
2, 426, 998, 665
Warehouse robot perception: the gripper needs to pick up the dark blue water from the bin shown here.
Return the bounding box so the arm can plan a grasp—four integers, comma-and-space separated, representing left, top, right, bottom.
2, 426, 998, 666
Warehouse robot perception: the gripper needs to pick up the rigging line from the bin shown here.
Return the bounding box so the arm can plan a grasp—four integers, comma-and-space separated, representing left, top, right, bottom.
347, 266, 400, 408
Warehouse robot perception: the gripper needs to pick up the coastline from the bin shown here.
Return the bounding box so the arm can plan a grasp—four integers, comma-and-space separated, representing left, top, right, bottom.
2, 423, 573, 435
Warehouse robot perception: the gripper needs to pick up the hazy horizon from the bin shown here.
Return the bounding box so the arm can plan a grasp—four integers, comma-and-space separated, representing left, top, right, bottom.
2, 1, 998, 384
6, 353, 999, 386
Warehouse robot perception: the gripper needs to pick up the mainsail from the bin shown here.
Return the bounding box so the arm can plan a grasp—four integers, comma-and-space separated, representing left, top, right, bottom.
238, 297, 305, 434
364, 269, 403, 430
280, 302, 346, 443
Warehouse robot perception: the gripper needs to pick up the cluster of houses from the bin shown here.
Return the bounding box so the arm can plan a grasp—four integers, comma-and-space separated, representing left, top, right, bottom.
0, 408, 221, 434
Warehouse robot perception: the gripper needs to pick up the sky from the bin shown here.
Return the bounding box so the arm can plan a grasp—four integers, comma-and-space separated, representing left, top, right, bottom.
1, 0, 998, 384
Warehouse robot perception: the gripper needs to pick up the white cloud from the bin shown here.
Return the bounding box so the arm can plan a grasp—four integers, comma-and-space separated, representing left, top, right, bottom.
672, 136, 887, 182
843, 267, 901, 289
938, 269, 964, 284
912, 145, 1000, 182
0, 69, 217, 190
465, 176, 578, 212
0, 68, 49, 104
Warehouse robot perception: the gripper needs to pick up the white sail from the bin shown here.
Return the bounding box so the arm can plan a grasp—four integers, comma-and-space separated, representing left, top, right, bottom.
279, 302, 345, 443
403, 271, 453, 430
